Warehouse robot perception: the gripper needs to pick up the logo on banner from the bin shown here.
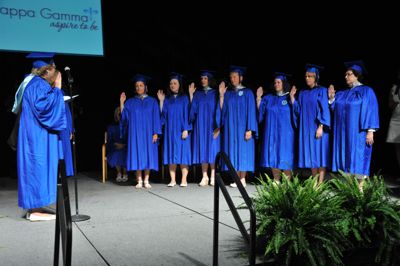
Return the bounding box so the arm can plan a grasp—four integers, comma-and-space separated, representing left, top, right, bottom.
0, 6, 100, 32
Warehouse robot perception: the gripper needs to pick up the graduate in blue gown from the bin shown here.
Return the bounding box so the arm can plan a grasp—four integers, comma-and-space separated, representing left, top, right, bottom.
17, 53, 66, 220
290, 64, 330, 185
157, 72, 191, 187
189, 70, 220, 186
216, 66, 258, 187
120, 74, 161, 189
328, 61, 379, 189
107, 107, 127, 183
256, 73, 296, 181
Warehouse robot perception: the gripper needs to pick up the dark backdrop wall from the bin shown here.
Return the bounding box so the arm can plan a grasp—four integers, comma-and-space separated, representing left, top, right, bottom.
1, 4, 399, 177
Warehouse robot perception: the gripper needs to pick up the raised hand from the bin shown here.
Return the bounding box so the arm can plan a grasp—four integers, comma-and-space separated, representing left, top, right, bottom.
219, 81, 227, 96
189, 82, 196, 96
157, 90, 165, 102
256, 86, 263, 99
328, 84, 335, 100
120, 92, 126, 104
54, 71, 62, 89
290, 85, 297, 104
189, 82, 196, 102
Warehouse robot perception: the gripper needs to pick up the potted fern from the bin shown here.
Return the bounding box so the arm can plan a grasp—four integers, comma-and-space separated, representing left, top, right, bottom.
253, 175, 349, 265
330, 173, 400, 266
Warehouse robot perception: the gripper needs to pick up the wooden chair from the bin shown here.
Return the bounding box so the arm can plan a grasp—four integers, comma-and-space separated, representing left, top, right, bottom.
102, 132, 108, 183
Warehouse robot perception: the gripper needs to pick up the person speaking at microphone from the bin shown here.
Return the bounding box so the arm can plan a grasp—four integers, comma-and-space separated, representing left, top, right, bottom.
17, 52, 67, 221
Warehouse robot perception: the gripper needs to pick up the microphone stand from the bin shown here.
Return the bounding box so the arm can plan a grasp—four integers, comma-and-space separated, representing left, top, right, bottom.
67, 74, 90, 222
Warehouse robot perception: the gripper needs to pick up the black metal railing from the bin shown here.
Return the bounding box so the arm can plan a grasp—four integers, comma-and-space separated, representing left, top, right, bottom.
54, 160, 73, 266
213, 152, 256, 266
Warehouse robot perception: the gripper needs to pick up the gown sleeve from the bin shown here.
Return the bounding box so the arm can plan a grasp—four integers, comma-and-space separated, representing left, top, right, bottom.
215, 92, 227, 128
360, 87, 379, 130
258, 95, 267, 124
189, 93, 198, 124
152, 98, 162, 135
317, 87, 331, 127
292, 94, 300, 129
28, 81, 66, 131
246, 89, 258, 137
182, 96, 192, 131
120, 101, 129, 140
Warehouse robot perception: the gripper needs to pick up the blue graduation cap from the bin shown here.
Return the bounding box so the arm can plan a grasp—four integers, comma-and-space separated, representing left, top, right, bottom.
274, 72, 292, 81
305, 63, 324, 79
344, 60, 367, 75
169, 72, 184, 83
229, 65, 247, 75
26, 52, 55, 68
132, 74, 151, 85
200, 70, 215, 79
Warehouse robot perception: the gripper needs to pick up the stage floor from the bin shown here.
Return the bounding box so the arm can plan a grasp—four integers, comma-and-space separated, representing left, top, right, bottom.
0, 173, 257, 266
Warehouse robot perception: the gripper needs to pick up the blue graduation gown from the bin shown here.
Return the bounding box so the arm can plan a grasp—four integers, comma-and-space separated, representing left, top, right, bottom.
259, 93, 296, 170
106, 124, 127, 168
331, 85, 379, 175
189, 89, 220, 164
161, 94, 191, 165
121, 96, 161, 170
293, 86, 330, 168
58, 90, 75, 176
17, 76, 66, 209
216, 88, 258, 171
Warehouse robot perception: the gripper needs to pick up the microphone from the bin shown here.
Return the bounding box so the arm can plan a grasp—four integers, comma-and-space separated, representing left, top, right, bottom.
64, 66, 74, 84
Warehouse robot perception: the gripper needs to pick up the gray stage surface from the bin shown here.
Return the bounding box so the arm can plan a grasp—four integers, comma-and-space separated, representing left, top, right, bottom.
0, 173, 258, 266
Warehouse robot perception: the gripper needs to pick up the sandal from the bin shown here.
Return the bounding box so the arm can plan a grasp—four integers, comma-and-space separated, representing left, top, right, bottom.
210, 177, 215, 186
144, 181, 151, 189
135, 180, 143, 188
167, 182, 176, 187
198, 177, 209, 187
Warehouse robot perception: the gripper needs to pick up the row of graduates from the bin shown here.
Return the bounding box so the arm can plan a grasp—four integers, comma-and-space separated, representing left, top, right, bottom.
117, 62, 379, 189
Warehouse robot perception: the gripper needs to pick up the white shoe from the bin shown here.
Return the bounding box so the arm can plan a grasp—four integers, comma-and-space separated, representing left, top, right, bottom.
167, 182, 176, 187
198, 177, 209, 187
230, 182, 246, 188
135, 180, 143, 188
116, 173, 122, 183
210, 177, 215, 186
144, 181, 152, 189
27, 212, 56, 221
